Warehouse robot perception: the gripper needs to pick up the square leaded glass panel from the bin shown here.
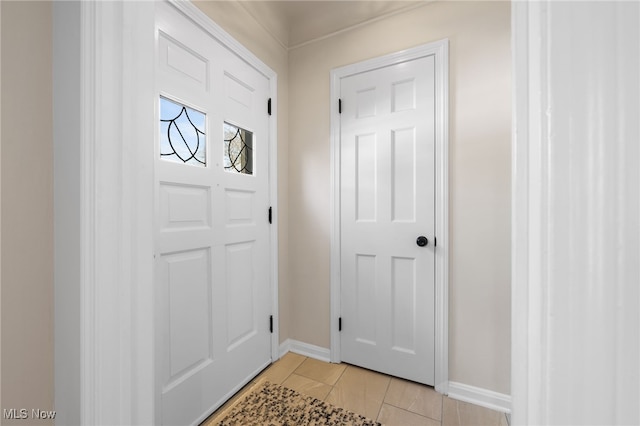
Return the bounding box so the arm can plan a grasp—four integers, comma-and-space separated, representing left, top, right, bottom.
160, 97, 206, 166
224, 122, 253, 175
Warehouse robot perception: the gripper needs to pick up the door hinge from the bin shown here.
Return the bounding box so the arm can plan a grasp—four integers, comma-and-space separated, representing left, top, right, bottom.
270, 315, 273, 333
268, 98, 272, 116
339, 317, 342, 332
268, 206, 272, 224
338, 98, 342, 114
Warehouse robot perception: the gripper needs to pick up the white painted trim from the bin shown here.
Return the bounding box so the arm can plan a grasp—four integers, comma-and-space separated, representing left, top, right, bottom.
448, 382, 511, 414
329, 39, 449, 390
279, 339, 331, 363
288, 2, 433, 51
54, 2, 83, 423
432, 38, 450, 395
168, 0, 276, 81
79, 2, 97, 422
268, 80, 280, 363
329, 66, 342, 365
0, 0, 2, 412
279, 339, 290, 358
80, 2, 157, 424
236, 2, 289, 52
512, 2, 640, 424
511, 3, 545, 425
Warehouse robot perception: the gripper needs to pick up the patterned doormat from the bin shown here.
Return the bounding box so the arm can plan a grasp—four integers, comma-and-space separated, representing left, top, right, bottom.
214, 381, 381, 425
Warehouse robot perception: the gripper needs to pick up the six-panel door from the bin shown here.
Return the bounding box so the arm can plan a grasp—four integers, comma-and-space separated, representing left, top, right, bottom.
340, 55, 436, 385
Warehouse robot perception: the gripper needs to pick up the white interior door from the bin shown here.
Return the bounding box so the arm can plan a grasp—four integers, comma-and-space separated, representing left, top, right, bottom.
154, 3, 272, 424
339, 55, 436, 385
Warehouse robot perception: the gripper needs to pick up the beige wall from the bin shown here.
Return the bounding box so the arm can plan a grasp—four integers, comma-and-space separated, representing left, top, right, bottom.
0, 1, 54, 423
0, 3, 510, 419
195, 0, 511, 396
193, 1, 292, 343
288, 1, 511, 394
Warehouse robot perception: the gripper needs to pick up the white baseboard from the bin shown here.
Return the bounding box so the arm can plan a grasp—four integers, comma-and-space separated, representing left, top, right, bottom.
276, 342, 510, 415
447, 381, 511, 414
278, 339, 331, 363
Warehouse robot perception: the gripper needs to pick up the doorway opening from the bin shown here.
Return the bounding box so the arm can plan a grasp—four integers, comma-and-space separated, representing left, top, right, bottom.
329, 40, 449, 392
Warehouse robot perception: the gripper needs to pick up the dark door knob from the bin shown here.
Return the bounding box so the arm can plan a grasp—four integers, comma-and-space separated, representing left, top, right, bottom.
416, 236, 429, 247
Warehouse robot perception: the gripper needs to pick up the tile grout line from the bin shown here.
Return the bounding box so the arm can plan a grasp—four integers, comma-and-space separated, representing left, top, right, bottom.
292, 358, 345, 388
209, 356, 506, 426
382, 400, 441, 424
440, 390, 444, 426
322, 362, 348, 401
333, 362, 349, 385
375, 376, 393, 422
281, 355, 305, 384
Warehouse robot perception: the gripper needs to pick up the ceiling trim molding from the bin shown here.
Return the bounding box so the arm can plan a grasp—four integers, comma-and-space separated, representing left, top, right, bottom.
288, 1, 433, 51
236, 1, 289, 51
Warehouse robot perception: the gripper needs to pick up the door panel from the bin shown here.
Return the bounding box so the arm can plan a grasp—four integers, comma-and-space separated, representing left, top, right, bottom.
162, 249, 212, 380
226, 242, 256, 349
390, 256, 416, 354
340, 55, 435, 385
355, 254, 377, 345
355, 133, 378, 221
391, 127, 416, 222
158, 32, 209, 91
155, 3, 271, 424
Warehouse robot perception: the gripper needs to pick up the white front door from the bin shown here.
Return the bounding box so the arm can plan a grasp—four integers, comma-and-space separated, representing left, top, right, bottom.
339, 55, 436, 385
154, 3, 272, 424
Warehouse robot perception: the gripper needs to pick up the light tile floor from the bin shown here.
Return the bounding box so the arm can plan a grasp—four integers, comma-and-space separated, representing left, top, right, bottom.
202, 353, 509, 426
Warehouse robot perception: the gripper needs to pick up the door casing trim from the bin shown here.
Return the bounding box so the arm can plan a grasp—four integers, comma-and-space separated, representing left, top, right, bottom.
329, 39, 449, 393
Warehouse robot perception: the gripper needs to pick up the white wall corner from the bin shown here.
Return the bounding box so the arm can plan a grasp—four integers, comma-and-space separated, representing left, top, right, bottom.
447, 382, 511, 414
80, 1, 156, 424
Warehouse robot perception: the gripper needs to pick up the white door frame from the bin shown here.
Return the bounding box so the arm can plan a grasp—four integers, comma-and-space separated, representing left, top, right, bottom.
329, 40, 449, 393
512, 2, 640, 424
76, 1, 279, 423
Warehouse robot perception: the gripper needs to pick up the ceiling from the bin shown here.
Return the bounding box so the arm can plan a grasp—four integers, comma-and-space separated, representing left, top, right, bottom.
239, 1, 429, 49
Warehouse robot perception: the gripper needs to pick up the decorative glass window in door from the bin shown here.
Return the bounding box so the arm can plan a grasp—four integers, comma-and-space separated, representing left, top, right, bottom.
224, 122, 253, 175
160, 97, 206, 166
